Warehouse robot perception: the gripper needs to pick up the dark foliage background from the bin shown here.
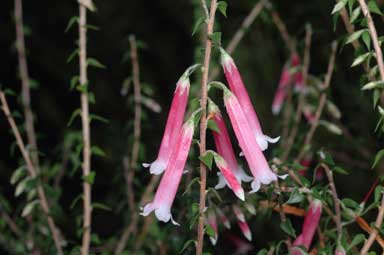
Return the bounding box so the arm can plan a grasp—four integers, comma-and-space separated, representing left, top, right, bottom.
0, 0, 381, 253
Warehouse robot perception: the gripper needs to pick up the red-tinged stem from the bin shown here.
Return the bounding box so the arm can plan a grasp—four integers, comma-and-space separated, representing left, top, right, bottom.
362, 178, 380, 204
196, 0, 217, 254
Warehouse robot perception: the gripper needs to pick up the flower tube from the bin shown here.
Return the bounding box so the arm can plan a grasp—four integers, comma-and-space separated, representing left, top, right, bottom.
217, 208, 231, 229
143, 66, 194, 175
292, 199, 322, 251
141, 114, 196, 224
233, 205, 252, 241
212, 152, 245, 201
208, 99, 252, 189
272, 67, 291, 115
222, 87, 277, 192
220, 48, 279, 151
207, 210, 218, 245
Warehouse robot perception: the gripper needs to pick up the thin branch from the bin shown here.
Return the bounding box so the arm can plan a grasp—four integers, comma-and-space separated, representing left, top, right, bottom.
197, 1, 217, 254
0, 209, 23, 239
282, 25, 312, 160
360, 194, 384, 254
0, 91, 63, 254
357, 0, 384, 81
79, 3, 92, 254
209, 0, 266, 80
322, 164, 342, 243
296, 41, 338, 162
14, 0, 39, 168
274, 179, 292, 249
356, 215, 384, 249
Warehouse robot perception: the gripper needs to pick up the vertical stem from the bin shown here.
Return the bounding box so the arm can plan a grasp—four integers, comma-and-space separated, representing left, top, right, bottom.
14, 0, 39, 168
0, 91, 63, 254
79, 4, 92, 255
196, 1, 217, 254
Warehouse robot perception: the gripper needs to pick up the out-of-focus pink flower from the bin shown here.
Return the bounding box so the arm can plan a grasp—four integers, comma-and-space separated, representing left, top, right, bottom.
292, 199, 322, 251
233, 205, 252, 241
208, 99, 252, 189
217, 208, 231, 229
223, 88, 277, 192
272, 67, 291, 115
141, 116, 195, 224
291, 247, 306, 255
143, 69, 191, 175
212, 152, 245, 201
221, 48, 279, 151
335, 246, 346, 255
303, 106, 316, 124
225, 232, 253, 254
291, 53, 304, 92
298, 154, 312, 176
207, 210, 218, 245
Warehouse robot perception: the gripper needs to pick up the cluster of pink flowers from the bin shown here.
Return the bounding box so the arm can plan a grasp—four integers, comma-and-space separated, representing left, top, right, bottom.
272, 53, 305, 115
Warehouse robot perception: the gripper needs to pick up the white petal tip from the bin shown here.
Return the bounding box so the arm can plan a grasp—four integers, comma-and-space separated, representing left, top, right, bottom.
149, 160, 166, 175
244, 232, 252, 241
142, 163, 150, 168
265, 135, 280, 143
239, 152, 244, 157
235, 189, 245, 201
272, 104, 282, 115
224, 222, 231, 229
209, 237, 218, 246
278, 174, 289, 180
250, 181, 261, 194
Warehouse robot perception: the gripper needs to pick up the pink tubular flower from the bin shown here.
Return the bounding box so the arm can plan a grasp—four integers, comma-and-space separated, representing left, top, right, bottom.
143, 68, 191, 175
293, 199, 322, 251
220, 48, 279, 151
225, 232, 252, 254
212, 152, 245, 201
207, 210, 218, 245
222, 88, 277, 192
217, 208, 231, 229
233, 205, 252, 241
141, 116, 195, 224
272, 67, 291, 115
208, 100, 252, 189
291, 53, 304, 92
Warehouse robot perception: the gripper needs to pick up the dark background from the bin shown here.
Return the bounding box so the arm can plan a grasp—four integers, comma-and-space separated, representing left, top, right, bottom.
0, 0, 381, 253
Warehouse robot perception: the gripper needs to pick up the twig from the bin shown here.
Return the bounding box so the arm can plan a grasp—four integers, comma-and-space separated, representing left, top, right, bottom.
296, 41, 338, 162
114, 175, 160, 254
355, 216, 384, 249
0, 91, 63, 254
322, 164, 342, 243
0, 209, 23, 239
79, 3, 92, 254
209, 0, 266, 80
274, 179, 292, 249
360, 194, 384, 254
282, 25, 312, 160
14, 0, 39, 168
267, 3, 295, 54
133, 215, 154, 252
357, 0, 384, 81
197, 1, 217, 255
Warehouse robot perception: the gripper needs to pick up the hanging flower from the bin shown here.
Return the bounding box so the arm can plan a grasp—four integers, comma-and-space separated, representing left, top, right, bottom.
206, 210, 218, 245
222, 87, 277, 193
212, 152, 245, 201
143, 65, 198, 175
233, 205, 252, 241
217, 208, 231, 229
141, 112, 197, 224
208, 99, 252, 189
334, 245, 346, 255
220, 48, 279, 151
292, 199, 322, 251
272, 67, 291, 115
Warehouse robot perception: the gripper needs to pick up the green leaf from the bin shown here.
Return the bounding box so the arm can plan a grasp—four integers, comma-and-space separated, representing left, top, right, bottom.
76, 83, 88, 93
351, 52, 372, 67
280, 218, 296, 238
91, 146, 106, 157
205, 224, 215, 237
83, 171, 96, 185
372, 149, 384, 168
332, 0, 348, 14
319, 120, 342, 135
21, 200, 39, 217
67, 49, 79, 63
199, 151, 214, 170
362, 31, 371, 49
345, 29, 368, 44
207, 119, 220, 133
217, 1, 228, 17
67, 109, 81, 127
92, 202, 112, 211
192, 16, 206, 36
208, 32, 221, 45
347, 233, 366, 250
65, 16, 79, 33
334, 166, 349, 175
183, 177, 200, 196
350, 7, 361, 23
87, 58, 106, 69
3, 89, 16, 96
368, 0, 383, 15
374, 185, 383, 203
90, 114, 109, 124
285, 188, 304, 204
179, 240, 196, 254
362, 80, 384, 90
10, 166, 26, 185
